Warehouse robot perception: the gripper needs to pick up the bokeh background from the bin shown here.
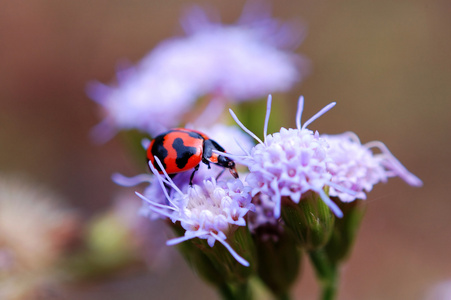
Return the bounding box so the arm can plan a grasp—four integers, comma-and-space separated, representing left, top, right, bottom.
1, 0, 450, 299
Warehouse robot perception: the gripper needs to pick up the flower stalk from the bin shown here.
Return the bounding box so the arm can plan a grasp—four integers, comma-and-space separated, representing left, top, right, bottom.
308, 198, 366, 300
309, 248, 339, 300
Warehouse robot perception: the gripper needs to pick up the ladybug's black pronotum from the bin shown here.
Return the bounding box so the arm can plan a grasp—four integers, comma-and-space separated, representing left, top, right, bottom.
147, 128, 239, 185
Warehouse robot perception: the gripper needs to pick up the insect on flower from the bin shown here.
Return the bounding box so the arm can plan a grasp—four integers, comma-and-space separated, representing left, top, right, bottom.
136, 156, 253, 267
146, 128, 239, 185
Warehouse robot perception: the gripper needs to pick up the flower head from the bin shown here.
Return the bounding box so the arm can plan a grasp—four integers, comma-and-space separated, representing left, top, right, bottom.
134, 158, 254, 266
323, 132, 422, 202
87, 69, 199, 140
228, 95, 349, 219
87, 3, 307, 140
178, 2, 307, 101
0, 175, 80, 299
0, 176, 79, 272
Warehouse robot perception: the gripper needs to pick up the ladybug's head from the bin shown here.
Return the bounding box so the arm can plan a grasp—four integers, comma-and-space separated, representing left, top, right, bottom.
203, 139, 239, 179
217, 155, 239, 179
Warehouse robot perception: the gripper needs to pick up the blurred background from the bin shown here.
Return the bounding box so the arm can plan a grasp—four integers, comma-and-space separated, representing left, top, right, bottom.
0, 0, 450, 299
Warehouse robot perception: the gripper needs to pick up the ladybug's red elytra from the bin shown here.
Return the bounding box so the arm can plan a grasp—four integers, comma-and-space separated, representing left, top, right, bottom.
147, 128, 239, 185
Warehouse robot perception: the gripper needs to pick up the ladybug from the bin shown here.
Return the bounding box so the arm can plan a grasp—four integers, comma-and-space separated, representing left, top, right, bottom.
147, 128, 239, 185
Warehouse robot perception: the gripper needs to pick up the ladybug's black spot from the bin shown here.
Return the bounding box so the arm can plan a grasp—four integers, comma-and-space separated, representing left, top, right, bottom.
151, 135, 168, 171
173, 137, 198, 169
186, 131, 203, 139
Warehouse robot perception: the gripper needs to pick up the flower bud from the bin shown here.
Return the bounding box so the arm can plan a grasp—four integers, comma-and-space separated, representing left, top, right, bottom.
172, 223, 256, 289
281, 190, 335, 250
170, 222, 228, 287
254, 227, 302, 298
324, 198, 366, 264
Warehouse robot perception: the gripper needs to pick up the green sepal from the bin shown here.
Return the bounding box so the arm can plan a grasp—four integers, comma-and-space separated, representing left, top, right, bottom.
254, 228, 302, 299
171, 223, 256, 288
198, 226, 256, 284
281, 190, 335, 250
170, 222, 227, 287
308, 199, 366, 300
324, 198, 366, 264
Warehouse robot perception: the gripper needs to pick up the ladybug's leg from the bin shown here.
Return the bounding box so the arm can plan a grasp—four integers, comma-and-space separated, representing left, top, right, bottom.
215, 168, 226, 180
202, 157, 211, 169
189, 164, 200, 186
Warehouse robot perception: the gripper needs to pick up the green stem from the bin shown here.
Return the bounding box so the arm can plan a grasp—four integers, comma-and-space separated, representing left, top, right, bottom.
218, 283, 252, 300
236, 282, 252, 300
319, 269, 337, 300
218, 284, 235, 300
277, 292, 292, 300
309, 249, 339, 300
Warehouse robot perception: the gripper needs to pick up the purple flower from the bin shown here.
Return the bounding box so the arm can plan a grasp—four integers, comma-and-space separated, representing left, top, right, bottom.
87, 68, 199, 141
323, 132, 422, 202
114, 157, 254, 266
87, 3, 307, 140
136, 158, 254, 266
178, 1, 307, 102
227, 95, 350, 219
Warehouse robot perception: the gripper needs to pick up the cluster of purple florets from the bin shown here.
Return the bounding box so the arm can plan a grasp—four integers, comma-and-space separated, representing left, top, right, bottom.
90, 5, 421, 266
